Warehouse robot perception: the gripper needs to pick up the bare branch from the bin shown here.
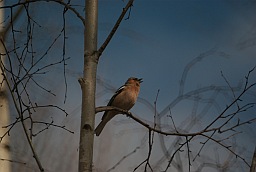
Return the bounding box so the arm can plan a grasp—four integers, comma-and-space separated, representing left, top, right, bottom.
97, 0, 134, 58
107, 146, 141, 172
201, 133, 250, 166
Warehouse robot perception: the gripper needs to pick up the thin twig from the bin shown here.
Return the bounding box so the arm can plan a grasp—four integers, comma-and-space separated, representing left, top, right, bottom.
0, 0, 85, 25
0, 60, 44, 171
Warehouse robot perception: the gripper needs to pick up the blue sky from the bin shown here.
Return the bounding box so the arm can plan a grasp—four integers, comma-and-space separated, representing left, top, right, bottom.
95, 0, 256, 109
3, 0, 256, 171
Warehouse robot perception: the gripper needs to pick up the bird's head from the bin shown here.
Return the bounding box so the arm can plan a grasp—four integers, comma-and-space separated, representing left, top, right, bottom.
126, 77, 143, 86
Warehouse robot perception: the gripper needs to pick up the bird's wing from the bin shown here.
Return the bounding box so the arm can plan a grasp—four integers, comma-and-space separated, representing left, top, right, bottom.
101, 85, 125, 120
107, 85, 125, 106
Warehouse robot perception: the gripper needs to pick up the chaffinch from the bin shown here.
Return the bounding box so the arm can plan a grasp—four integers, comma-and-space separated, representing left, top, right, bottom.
95, 77, 142, 136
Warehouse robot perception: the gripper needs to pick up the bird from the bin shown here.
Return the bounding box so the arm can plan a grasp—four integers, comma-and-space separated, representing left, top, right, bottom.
95, 77, 142, 136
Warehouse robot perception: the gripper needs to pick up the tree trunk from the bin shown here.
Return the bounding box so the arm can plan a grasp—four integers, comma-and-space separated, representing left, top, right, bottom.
78, 0, 98, 172
250, 146, 256, 172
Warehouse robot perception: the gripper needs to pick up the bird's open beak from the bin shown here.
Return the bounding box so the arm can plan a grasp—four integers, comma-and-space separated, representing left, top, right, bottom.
138, 78, 143, 83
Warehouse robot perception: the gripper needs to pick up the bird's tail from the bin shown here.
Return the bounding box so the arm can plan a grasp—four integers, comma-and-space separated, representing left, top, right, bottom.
95, 111, 117, 136
95, 120, 107, 136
